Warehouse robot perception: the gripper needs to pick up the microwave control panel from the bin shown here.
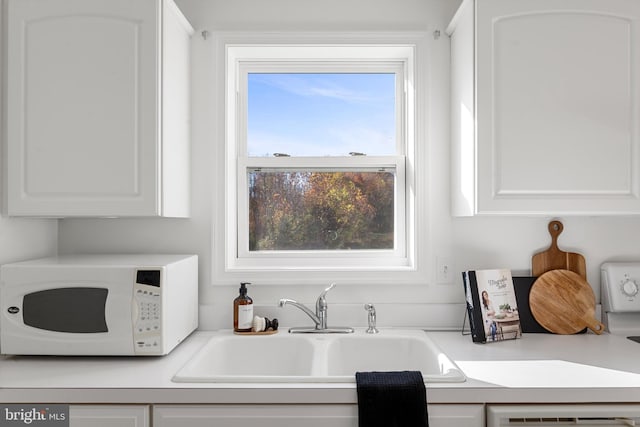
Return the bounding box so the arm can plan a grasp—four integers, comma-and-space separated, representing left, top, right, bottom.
133, 269, 162, 354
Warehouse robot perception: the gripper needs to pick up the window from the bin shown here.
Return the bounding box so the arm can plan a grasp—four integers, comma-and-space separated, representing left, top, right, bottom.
225, 44, 417, 275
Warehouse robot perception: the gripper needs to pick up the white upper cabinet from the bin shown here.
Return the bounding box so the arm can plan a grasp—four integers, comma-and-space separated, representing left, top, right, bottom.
6, 0, 193, 217
448, 0, 640, 215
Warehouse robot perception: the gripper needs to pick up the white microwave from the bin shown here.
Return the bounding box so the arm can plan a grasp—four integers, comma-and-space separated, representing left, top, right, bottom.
0, 254, 198, 356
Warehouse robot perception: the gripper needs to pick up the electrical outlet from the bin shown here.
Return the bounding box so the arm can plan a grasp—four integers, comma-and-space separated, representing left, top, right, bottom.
436, 256, 453, 284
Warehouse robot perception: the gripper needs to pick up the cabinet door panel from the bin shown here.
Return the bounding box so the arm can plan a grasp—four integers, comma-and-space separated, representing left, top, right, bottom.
24, 15, 140, 195
480, 6, 634, 198
494, 13, 630, 193
429, 404, 484, 427
70, 405, 149, 427
153, 405, 357, 427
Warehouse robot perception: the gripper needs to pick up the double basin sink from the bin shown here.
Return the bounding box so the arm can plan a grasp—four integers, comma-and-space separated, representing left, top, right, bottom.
172, 328, 466, 383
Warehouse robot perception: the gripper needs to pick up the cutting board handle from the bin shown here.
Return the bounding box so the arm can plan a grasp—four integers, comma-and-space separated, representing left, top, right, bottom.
548, 220, 563, 250
583, 316, 605, 335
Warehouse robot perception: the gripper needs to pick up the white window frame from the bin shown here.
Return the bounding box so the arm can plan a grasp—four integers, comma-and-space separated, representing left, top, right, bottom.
219, 38, 424, 285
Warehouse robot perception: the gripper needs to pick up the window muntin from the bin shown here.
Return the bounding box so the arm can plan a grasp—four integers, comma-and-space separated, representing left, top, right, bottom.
226, 45, 415, 272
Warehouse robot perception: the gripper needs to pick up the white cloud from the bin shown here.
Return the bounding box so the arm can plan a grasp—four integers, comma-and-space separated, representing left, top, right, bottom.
252, 74, 379, 104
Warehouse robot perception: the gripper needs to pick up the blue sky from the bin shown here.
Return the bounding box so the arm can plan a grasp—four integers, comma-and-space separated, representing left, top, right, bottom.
247, 73, 396, 157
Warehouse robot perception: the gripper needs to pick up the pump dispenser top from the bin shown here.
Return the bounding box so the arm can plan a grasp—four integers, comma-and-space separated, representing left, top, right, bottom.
239, 282, 249, 295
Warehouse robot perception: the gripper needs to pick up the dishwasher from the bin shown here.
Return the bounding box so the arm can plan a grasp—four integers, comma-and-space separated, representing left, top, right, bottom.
487, 404, 640, 426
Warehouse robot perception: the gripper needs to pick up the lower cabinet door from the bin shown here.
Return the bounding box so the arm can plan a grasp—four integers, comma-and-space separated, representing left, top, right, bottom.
70, 405, 149, 427
153, 404, 484, 427
429, 404, 485, 427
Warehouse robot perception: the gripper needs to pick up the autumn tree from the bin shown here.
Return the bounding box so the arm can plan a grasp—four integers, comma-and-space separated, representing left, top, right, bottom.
249, 171, 394, 251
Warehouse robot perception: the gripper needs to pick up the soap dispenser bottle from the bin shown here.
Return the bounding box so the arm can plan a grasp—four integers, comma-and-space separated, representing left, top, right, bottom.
233, 282, 253, 332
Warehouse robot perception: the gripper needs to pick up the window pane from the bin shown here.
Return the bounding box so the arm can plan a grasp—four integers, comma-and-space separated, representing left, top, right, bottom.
248, 73, 396, 157
249, 170, 394, 251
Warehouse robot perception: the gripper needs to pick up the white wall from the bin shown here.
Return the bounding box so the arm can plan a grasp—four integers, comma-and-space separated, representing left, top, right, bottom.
57, 0, 640, 331
0, 218, 57, 264
0, 1, 59, 264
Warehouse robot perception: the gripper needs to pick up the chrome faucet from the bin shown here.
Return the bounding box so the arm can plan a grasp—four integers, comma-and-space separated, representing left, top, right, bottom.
279, 283, 354, 333
364, 303, 379, 334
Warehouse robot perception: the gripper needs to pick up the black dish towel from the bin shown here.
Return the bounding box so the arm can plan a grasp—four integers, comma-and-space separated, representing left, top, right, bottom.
356, 371, 429, 427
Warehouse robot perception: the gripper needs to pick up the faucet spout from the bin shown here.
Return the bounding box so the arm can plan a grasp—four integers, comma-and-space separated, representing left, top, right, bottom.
278, 298, 322, 327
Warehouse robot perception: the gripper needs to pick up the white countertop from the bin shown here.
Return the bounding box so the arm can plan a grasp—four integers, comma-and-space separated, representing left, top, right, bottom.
431, 331, 640, 403
2, 330, 640, 404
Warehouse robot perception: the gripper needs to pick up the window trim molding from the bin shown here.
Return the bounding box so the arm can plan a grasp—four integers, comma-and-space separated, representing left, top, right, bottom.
213, 32, 430, 286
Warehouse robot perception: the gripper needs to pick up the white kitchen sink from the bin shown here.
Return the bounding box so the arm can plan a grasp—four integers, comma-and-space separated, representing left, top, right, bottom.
171, 334, 318, 382
324, 333, 464, 382
172, 329, 466, 383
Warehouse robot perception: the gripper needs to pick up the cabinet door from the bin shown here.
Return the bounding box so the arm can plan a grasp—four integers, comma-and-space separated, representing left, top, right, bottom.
153, 405, 355, 427
153, 404, 484, 427
479, 0, 640, 214
6, 0, 160, 216
452, 0, 640, 215
70, 405, 149, 427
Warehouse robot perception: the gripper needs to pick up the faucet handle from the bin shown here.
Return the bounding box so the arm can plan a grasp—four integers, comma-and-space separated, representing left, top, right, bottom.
319, 283, 336, 299
317, 283, 336, 308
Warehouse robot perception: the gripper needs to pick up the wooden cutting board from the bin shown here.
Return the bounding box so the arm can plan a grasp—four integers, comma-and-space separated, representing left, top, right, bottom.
532, 220, 586, 279
529, 269, 604, 335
